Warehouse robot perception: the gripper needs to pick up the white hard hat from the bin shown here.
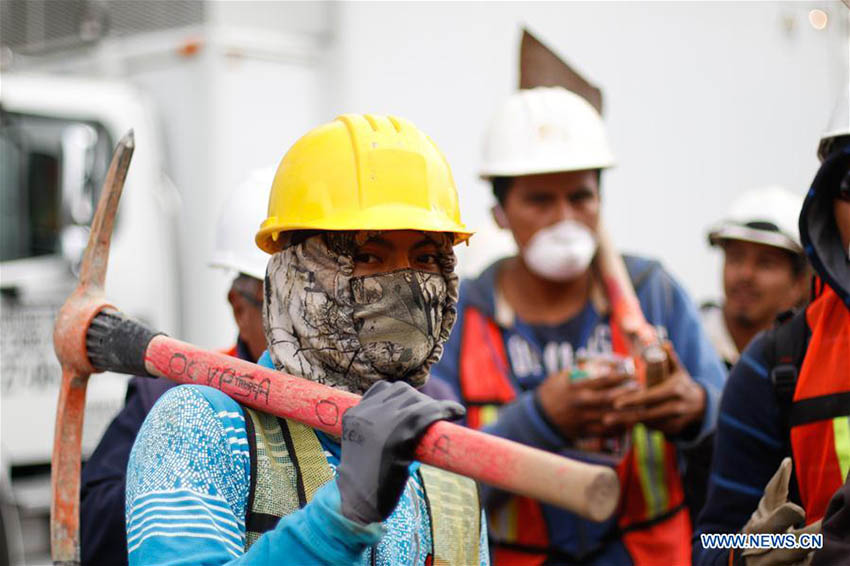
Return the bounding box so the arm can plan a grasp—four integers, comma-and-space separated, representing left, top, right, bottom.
209, 167, 275, 280
480, 86, 615, 179
707, 186, 804, 254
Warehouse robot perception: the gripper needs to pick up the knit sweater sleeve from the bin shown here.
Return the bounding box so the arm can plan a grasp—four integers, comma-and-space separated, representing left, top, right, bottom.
126, 385, 382, 566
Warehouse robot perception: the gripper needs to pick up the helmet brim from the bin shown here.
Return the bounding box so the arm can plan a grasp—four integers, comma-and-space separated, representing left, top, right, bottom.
257, 204, 473, 254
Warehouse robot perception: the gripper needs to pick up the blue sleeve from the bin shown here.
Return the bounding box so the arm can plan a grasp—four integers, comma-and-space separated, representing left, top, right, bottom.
244, 482, 383, 565
126, 384, 382, 566
692, 335, 787, 566
419, 375, 459, 402
80, 378, 151, 566
481, 392, 565, 452
126, 385, 252, 564
641, 268, 727, 447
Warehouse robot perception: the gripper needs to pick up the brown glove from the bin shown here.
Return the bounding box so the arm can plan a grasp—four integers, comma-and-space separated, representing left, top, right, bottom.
736, 458, 821, 566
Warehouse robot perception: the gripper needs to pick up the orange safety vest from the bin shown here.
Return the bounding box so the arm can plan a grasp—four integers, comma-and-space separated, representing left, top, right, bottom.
459, 307, 691, 565
789, 285, 850, 524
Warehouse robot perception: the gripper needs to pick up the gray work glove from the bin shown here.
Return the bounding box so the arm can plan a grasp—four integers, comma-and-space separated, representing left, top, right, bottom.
337, 380, 465, 525
735, 458, 821, 566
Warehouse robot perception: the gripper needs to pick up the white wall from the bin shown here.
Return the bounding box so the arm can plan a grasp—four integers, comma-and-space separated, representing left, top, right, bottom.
15, 1, 845, 347
197, 35, 326, 350
126, 3, 330, 350
328, 1, 848, 302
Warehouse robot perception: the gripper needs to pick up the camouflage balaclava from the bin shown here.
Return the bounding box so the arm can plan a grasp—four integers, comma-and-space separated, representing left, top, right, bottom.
263, 231, 459, 394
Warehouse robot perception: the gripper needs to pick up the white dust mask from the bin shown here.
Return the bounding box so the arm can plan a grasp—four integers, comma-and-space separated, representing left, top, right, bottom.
522, 219, 598, 281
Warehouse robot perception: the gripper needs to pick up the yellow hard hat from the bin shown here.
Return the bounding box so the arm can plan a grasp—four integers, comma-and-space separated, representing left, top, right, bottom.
256, 114, 472, 254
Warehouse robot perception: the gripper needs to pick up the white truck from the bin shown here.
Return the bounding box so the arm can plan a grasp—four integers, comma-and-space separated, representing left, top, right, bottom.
0, 73, 181, 565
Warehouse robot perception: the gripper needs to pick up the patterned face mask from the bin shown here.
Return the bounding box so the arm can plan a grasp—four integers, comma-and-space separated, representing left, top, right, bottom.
350, 269, 446, 379
263, 231, 458, 394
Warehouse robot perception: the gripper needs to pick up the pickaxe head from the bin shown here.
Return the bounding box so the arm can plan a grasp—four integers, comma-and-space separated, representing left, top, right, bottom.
51, 130, 134, 565
519, 28, 603, 114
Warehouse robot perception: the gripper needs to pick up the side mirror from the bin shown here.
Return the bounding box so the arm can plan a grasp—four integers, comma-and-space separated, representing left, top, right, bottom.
60, 124, 98, 272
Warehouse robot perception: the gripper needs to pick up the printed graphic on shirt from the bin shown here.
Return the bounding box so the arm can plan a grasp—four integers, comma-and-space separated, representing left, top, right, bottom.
508, 321, 668, 380
507, 320, 667, 461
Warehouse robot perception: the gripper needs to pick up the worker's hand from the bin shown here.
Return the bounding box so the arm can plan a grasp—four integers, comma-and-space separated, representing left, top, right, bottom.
732, 458, 819, 566
336, 380, 465, 525
609, 345, 706, 436
536, 365, 637, 440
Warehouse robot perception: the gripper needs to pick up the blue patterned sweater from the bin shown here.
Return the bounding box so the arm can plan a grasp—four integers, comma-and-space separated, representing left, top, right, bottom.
125, 353, 489, 565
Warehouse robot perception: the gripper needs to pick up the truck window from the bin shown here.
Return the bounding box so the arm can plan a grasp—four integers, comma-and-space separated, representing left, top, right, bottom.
0, 111, 112, 263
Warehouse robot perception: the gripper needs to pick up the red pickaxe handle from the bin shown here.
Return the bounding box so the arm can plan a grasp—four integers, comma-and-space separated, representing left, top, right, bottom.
85, 325, 618, 522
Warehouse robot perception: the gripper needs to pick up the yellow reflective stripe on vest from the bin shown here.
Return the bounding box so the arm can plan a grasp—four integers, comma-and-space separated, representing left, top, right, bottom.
244, 409, 302, 550
287, 420, 334, 502
633, 424, 669, 520
487, 495, 519, 542
419, 464, 481, 566
244, 408, 481, 559
478, 405, 500, 427
243, 411, 334, 551
833, 416, 850, 481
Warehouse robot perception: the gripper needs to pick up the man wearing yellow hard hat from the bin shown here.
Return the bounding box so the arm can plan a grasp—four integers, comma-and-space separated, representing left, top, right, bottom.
123, 115, 488, 565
